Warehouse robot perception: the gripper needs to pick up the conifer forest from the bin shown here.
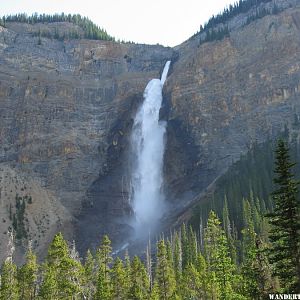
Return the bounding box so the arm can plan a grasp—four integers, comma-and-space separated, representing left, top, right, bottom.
0, 140, 299, 299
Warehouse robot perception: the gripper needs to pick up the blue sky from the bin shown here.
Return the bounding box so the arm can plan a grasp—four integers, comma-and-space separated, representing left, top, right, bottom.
1, 0, 237, 46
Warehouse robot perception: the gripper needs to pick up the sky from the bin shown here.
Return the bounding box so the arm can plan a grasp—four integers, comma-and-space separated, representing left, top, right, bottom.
1, 0, 237, 47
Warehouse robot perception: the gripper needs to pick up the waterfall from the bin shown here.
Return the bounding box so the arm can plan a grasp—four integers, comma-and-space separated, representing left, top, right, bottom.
130, 61, 171, 236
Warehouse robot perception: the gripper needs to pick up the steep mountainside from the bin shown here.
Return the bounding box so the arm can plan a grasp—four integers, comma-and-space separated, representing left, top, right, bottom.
1, 0, 300, 261
163, 0, 300, 216
0, 22, 174, 261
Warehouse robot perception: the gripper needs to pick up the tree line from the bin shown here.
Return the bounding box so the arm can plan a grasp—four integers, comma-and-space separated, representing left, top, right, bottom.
191, 125, 300, 236
0, 13, 114, 41
0, 139, 299, 299
194, 0, 282, 46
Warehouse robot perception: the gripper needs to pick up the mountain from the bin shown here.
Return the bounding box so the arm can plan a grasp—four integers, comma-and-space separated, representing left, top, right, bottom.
0, 0, 300, 262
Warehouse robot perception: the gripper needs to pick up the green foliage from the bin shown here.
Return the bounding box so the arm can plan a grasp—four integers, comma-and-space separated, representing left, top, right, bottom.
0, 259, 19, 300
1, 138, 299, 298
267, 139, 300, 292
83, 249, 96, 299
202, 26, 230, 44
192, 0, 282, 45
155, 240, 176, 299
17, 246, 38, 300
173, 232, 182, 283
39, 232, 84, 299
191, 138, 279, 236
95, 235, 113, 300
12, 194, 32, 240
204, 211, 239, 299
3, 13, 115, 41
111, 257, 127, 299
129, 256, 150, 300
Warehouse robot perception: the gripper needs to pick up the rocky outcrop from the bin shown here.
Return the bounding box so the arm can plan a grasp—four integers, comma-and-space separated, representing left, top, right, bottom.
1, 1, 300, 261
163, 2, 300, 218
0, 22, 174, 261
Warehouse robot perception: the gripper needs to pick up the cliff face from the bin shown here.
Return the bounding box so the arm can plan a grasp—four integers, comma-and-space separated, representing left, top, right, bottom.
163, 3, 300, 215
1, 1, 300, 261
0, 22, 174, 260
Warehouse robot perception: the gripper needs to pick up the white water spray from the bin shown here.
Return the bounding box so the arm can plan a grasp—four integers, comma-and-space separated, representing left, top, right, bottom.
130, 61, 171, 236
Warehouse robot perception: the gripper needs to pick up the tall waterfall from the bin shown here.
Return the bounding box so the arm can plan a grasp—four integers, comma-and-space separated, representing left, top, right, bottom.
130, 61, 171, 236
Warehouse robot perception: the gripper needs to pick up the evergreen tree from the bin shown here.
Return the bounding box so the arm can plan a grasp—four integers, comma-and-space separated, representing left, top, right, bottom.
180, 224, 190, 270
253, 239, 277, 298
155, 239, 176, 300
124, 251, 132, 297
204, 211, 243, 299
17, 244, 38, 300
240, 202, 262, 298
39, 232, 84, 299
0, 259, 19, 300
111, 257, 127, 300
223, 196, 237, 264
188, 226, 198, 265
173, 232, 182, 283
267, 139, 300, 292
95, 235, 113, 300
150, 281, 160, 300
181, 263, 202, 299
83, 249, 96, 299
0, 230, 18, 300
181, 255, 209, 300
129, 256, 150, 300
39, 263, 57, 299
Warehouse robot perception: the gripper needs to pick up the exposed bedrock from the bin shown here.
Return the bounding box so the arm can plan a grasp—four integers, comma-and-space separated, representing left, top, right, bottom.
1, 1, 300, 260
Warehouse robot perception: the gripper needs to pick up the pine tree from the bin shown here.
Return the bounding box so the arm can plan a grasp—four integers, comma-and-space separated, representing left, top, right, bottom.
155, 239, 176, 300
195, 253, 209, 298
173, 232, 182, 283
111, 257, 127, 299
188, 226, 198, 265
0, 259, 19, 300
95, 235, 113, 300
150, 281, 160, 300
0, 230, 18, 300
39, 232, 84, 299
17, 244, 38, 300
84, 249, 96, 299
253, 239, 277, 298
39, 263, 57, 299
267, 139, 300, 292
129, 256, 150, 300
181, 263, 202, 299
124, 251, 132, 297
181, 255, 209, 300
241, 199, 255, 262
204, 211, 242, 299
180, 223, 190, 270
223, 196, 237, 264
240, 201, 261, 298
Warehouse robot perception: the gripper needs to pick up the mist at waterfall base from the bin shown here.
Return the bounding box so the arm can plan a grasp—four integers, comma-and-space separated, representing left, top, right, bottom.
129, 61, 171, 239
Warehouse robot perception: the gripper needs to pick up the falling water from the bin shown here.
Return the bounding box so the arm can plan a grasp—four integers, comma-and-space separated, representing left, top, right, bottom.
130, 61, 171, 236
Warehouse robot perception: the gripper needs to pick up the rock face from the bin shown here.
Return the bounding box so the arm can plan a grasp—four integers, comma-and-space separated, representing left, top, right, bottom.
1, 1, 300, 261
0, 22, 174, 261
163, 2, 300, 213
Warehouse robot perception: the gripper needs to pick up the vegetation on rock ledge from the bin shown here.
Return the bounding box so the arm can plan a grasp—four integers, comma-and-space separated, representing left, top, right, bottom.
0, 13, 115, 41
